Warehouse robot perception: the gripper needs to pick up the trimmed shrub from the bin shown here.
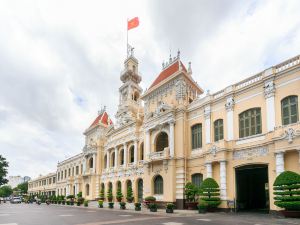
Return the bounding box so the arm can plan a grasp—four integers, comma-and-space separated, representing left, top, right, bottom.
98, 200, 103, 208
126, 186, 134, 203
116, 187, 123, 202
134, 202, 141, 211
185, 182, 199, 202
149, 203, 157, 212
273, 171, 300, 211
119, 202, 126, 209
200, 178, 221, 209
84, 200, 88, 207
144, 196, 156, 202
108, 202, 114, 208
99, 188, 105, 200
77, 192, 82, 198
107, 188, 113, 202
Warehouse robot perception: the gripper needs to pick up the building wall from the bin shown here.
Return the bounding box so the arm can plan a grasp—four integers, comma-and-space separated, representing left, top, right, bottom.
28, 173, 56, 196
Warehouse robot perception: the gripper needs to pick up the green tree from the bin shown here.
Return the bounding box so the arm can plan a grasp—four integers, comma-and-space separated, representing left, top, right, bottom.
14, 182, 28, 194
0, 185, 13, 197
0, 155, 9, 186
200, 178, 221, 209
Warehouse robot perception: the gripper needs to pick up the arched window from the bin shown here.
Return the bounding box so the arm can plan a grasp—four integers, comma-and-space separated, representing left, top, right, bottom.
129, 146, 134, 163
126, 180, 132, 189
239, 108, 261, 138
120, 149, 124, 165
191, 124, 202, 149
191, 173, 203, 187
214, 119, 224, 141
140, 142, 144, 161
104, 155, 107, 168
281, 95, 298, 125
154, 175, 163, 195
89, 158, 93, 169
117, 181, 121, 189
86, 184, 90, 196
155, 132, 169, 152
111, 152, 115, 167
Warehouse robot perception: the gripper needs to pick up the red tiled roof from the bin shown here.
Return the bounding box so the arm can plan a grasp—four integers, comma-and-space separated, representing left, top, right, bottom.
89, 111, 112, 128
149, 61, 187, 89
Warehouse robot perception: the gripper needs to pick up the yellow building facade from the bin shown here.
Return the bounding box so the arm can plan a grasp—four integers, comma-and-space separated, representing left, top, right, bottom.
28, 173, 56, 196
28, 52, 300, 212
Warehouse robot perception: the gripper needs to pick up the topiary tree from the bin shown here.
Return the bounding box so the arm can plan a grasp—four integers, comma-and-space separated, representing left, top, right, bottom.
107, 187, 113, 202
116, 187, 123, 202
273, 171, 300, 211
126, 186, 134, 203
185, 182, 198, 202
200, 178, 221, 210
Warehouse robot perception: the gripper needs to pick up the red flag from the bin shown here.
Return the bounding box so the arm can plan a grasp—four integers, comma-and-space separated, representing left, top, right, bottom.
127, 17, 139, 30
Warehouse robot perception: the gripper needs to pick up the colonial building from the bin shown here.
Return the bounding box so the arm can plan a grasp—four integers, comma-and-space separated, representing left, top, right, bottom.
28, 173, 56, 196
28, 52, 300, 212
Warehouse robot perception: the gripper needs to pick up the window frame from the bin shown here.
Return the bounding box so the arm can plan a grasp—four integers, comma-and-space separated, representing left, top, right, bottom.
239, 108, 262, 138
191, 124, 202, 149
214, 119, 224, 142
154, 175, 163, 195
281, 95, 299, 125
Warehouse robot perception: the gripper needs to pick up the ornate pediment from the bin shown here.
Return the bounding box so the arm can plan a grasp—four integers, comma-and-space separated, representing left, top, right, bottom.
281, 127, 300, 143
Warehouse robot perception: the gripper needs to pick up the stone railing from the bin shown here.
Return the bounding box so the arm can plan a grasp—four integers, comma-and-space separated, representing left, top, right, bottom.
275, 55, 300, 73
235, 72, 263, 90
149, 148, 169, 161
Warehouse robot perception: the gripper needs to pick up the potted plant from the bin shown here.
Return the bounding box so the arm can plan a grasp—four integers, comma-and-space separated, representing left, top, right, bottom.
200, 178, 221, 212
144, 196, 156, 208
66, 199, 70, 205
185, 182, 199, 210
107, 188, 113, 202
67, 195, 75, 205
166, 203, 175, 213
84, 200, 89, 207
126, 186, 134, 203
99, 188, 105, 201
134, 202, 141, 211
119, 202, 126, 210
77, 197, 84, 206
273, 171, 300, 218
149, 203, 158, 212
116, 187, 123, 202
108, 202, 114, 209
197, 199, 208, 214
98, 200, 103, 208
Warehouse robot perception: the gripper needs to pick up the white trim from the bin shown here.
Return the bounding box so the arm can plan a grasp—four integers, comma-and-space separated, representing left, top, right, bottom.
236, 134, 266, 145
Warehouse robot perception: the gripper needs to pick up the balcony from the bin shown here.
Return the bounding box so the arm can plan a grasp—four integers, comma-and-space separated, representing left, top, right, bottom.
149, 148, 169, 161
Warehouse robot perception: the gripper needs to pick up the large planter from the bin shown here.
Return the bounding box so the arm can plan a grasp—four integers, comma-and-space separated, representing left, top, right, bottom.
108, 202, 114, 209
117, 198, 122, 202
186, 202, 198, 210
98, 204, 103, 208
108, 198, 113, 202
135, 207, 141, 211
150, 208, 157, 212
281, 210, 300, 218
166, 208, 173, 213
198, 208, 207, 214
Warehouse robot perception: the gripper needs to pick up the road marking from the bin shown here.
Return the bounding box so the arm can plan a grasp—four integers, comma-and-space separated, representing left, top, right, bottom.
87, 211, 96, 213
197, 219, 212, 222
0, 224, 18, 225
162, 223, 184, 225
0, 214, 10, 216
59, 214, 74, 217
119, 215, 132, 217
76, 216, 167, 225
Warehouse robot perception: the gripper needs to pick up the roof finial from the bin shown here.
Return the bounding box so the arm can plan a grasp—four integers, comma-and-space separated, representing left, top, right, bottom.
169, 53, 172, 64
188, 61, 192, 75
177, 49, 180, 59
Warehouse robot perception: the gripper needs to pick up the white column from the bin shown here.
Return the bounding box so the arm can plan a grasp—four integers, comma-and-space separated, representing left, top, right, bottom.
206, 162, 212, 178
225, 97, 234, 141
114, 147, 118, 169
275, 152, 284, 175
204, 106, 211, 144
169, 121, 175, 158
264, 80, 276, 132
123, 143, 127, 166
83, 158, 86, 174
92, 154, 96, 173
134, 140, 138, 165
106, 150, 110, 169
220, 161, 227, 200
145, 130, 150, 160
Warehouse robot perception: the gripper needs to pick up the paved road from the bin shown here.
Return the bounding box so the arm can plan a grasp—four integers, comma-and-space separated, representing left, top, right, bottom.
0, 203, 299, 225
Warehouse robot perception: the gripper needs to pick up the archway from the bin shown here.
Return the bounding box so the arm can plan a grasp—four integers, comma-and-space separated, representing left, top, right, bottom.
85, 184, 90, 196
155, 132, 168, 152
137, 179, 143, 202
235, 164, 269, 212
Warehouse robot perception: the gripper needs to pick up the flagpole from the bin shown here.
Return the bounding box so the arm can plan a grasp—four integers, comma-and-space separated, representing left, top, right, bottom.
126, 18, 128, 57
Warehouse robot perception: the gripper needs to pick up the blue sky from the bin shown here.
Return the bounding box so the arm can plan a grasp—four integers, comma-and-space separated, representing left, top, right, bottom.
0, 0, 299, 178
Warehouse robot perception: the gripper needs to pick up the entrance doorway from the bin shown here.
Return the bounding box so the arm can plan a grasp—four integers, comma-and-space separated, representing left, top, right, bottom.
235, 164, 269, 212
137, 179, 143, 202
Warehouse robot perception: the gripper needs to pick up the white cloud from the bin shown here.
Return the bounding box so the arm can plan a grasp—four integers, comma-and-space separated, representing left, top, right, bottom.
0, 0, 299, 178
